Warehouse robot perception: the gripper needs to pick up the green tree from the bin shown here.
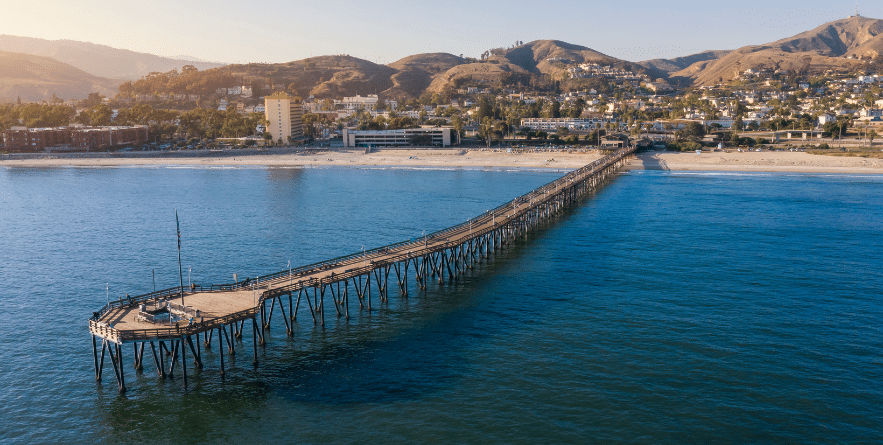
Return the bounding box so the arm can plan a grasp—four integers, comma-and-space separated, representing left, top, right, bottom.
681, 121, 705, 139
476, 95, 494, 121
451, 115, 464, 145
479, 116, 497, 148
550, 100, 561, 118
81, 92, 104, 108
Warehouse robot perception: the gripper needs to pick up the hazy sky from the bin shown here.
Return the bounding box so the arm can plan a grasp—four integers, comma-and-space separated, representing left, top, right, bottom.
3, 0, 882, 64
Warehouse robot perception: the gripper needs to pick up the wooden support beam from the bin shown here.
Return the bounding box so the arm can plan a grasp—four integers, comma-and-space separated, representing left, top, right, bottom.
186, 335, 203, 369
158, 341, 166, 378
106, 341, 120, 385
149, 341, 164, 378
167, 339, 179, 379
91, 335, 101, 381
181, 338, 187, 389
252, 317, 259, 367
265, 297, 275, 330
301, 287, 316, 324
343, 280, 350, 318
136, 342, 145, 371
329, 283, 341, 317
117, 343, 126, 393
276, 294, 292, 335
222, 324, 234, 355
218, 327, 225, 377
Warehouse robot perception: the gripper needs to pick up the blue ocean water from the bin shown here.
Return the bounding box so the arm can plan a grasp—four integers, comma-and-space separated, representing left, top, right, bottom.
0, 166, 881, 443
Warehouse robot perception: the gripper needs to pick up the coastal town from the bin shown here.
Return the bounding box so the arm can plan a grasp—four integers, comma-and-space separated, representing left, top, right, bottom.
4, 5, 883, 444
2, 58, 882, 156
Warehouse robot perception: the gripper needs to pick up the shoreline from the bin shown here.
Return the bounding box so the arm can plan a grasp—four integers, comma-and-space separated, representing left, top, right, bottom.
3, 148, 883, 174
0, 148, 604, 170
627, 151, 883, 174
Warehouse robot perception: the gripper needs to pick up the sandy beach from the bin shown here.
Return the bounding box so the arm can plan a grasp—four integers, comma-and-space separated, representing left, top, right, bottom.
3, 148, 883, 174
628, 150, 883, 174
0, 148, 601, 169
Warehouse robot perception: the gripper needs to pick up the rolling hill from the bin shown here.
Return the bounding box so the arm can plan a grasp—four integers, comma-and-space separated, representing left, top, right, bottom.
0, 35, 225, 80
0, 50, 118, 102
424, 40, 655, 93
6, 16, 883, 102
669, 16, 883, 86
638, 50, 732, 76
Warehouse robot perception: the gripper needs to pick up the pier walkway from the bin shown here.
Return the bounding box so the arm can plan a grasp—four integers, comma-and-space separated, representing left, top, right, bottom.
88, 146, 636, 392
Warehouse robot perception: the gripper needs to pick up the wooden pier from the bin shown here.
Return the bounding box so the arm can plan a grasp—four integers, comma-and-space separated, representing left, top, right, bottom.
88, 146, 636, 392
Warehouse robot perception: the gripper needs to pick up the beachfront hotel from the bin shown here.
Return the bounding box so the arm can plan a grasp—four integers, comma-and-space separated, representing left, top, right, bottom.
264, 92, 304, 143
2, 125, 148, 152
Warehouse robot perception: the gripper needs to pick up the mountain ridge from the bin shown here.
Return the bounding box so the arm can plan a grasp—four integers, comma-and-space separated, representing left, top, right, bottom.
0, 35, 225, 80
2, 17, 883, 102
669, 16, 883, 86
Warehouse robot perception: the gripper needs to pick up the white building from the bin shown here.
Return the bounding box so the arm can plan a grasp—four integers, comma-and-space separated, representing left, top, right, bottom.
818, 113, 837, 125
520, 118, 615, 131
341, 94, 380, 111
342, 127, 454, 147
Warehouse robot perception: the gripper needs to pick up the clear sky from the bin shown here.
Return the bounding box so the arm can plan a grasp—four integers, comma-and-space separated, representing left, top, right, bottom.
3, 0, 882, 64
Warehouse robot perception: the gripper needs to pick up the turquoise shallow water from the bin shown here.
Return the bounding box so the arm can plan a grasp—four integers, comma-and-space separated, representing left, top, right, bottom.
0, 166, 881, 443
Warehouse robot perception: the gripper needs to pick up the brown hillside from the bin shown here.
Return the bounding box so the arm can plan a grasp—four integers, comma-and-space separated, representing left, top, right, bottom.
0, 50, 118, 102
384, 53, 466, 97
425, 40, 643, 93
638, 50, 732, 74
425, 61, 531, 93
673, 16, 882, 86
216, 55, 397, 99
504, 40, 616, 73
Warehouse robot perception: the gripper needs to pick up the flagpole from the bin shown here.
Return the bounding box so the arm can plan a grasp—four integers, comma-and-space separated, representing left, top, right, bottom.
176, 210, 184, 306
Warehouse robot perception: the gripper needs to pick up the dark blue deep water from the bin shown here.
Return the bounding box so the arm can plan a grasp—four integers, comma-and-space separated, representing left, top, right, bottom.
1, 166, 881, 443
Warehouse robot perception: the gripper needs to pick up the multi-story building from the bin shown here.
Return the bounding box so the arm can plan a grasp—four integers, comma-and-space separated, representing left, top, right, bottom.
520, 118, 616, 131
2, 125, 148, 152
342, 127, 454, 147
264, 92, 304, 143
340, 94, 380, 111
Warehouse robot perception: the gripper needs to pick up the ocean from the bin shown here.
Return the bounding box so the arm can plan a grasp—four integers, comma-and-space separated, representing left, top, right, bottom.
0, 165, 881, 443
